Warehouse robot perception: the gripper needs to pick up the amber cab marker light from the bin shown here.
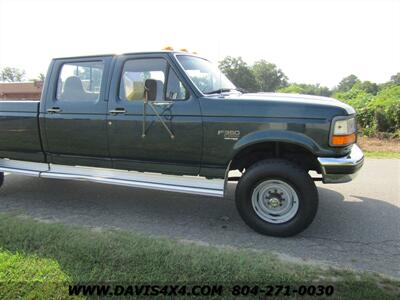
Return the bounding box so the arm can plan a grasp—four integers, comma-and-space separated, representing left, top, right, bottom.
331, 133, 356, 146
162, 46, 174, 51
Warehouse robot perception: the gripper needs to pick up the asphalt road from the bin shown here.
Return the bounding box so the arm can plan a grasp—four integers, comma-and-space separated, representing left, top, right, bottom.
0, 159, 399, 277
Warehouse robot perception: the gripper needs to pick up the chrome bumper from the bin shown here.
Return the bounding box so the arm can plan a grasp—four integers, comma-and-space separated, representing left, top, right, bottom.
317, 144, 364, 183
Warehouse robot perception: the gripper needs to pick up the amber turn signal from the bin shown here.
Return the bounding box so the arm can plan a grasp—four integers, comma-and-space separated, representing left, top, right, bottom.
331, 133, 356, 146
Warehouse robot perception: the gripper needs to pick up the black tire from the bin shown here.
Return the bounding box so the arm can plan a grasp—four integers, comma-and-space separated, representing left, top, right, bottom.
235, 159, 318, 237
0, 172, 3, 188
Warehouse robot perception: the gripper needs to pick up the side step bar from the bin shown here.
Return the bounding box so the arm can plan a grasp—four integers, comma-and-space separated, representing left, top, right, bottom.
0, 159, 224, 197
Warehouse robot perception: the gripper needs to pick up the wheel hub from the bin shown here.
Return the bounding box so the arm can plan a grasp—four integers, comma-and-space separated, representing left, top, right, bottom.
267, 197, 281, 208
251, 179, 299, 224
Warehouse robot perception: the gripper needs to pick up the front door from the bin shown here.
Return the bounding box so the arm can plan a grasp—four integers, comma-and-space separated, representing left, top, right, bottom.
43, 57, 112, 167
107, 54, 202, 175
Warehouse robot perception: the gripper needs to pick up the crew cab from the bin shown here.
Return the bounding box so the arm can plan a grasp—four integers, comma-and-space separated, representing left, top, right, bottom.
0, 51, 364, 236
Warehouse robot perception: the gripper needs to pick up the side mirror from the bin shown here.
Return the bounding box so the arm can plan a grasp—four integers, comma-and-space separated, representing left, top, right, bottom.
144, 79, 158, 101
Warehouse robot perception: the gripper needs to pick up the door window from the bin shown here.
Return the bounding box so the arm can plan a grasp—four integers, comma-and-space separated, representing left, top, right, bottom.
56, 61, 104, 102
120, 59, 167, 101
166, 69, 189, 100
119, 58, 189, 101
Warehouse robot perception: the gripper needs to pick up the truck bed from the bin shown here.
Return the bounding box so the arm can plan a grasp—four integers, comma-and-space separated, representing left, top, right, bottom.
0, 100, 45, 162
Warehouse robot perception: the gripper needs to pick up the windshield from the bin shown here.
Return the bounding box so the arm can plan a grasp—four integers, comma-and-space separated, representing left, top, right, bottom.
177, 55, 236, 94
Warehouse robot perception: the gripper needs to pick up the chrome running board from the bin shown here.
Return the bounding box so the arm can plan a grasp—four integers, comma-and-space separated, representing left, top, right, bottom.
0, 159, 224, 197
0, 159, 48, 176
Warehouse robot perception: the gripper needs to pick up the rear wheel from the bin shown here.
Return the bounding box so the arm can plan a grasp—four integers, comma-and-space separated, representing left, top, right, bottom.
235, 159, 318, 237
0, 172, 3, 188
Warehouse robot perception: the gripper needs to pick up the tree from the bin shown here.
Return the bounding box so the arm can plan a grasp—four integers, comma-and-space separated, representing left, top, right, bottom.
0, 67, 26, 82
334, 85, 373, 110
37, 73, 46, 81
358, 81, 379, 95
31, 73, 46, 88
218, 56, 258, 92
252, 60, 288, 92
390, 72, 400, 85
278, 83, 331, 97
368, 85, 400, 132
336, 74, 360, 92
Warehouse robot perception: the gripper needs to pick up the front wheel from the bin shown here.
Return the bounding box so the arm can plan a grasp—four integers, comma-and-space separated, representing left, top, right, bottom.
235, 159, 318, 237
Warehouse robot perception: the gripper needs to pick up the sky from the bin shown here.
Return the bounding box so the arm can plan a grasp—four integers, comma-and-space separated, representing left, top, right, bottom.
0, 0, 399, 88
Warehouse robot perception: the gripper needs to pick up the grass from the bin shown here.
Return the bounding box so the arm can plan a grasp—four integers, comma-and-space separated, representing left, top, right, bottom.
364, 151, 400, 159
0, 213, 399, 299
0, 250, 79, 299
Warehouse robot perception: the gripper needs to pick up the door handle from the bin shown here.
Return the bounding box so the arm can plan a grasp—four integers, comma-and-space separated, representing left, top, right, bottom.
109, 108, 127, 115
47, 107, 62, 114
152, 101, 173, 108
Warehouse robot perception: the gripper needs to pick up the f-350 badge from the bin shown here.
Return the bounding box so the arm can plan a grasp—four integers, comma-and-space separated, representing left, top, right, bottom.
218, 130, 240, 140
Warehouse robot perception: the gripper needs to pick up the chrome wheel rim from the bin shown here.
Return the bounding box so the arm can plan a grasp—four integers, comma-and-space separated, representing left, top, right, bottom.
251, 179, 299, 224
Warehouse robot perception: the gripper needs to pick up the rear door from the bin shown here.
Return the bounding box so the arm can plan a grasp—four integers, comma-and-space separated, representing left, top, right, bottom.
42, 57, 112, 167
107, 53, 203, 175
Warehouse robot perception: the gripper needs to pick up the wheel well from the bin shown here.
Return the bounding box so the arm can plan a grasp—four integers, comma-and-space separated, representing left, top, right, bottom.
229, 142, 320, 173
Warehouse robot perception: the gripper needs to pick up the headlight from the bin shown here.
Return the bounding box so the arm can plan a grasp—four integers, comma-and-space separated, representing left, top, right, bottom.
333, 118, 356, 135
330, 117, 356, 146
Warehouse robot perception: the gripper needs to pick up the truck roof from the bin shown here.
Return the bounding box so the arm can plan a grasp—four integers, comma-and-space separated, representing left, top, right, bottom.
53, 51, 190, 60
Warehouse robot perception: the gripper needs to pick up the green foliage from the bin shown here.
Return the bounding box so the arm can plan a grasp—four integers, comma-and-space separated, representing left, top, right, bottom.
369, 85, 400, 132
278, 84, 304, 94
356, 107, 375, 131
336, 74, 360, 92
218, 57, 288, 92
0, 67, 26, 82
390, 72, 400, 84
252, 60, 288, 92
218, 56, 258, 92
358, 81, 379, 95
335, 83, 400, 135
364, 151, 400, 158
334, 83, 374, 108
278, 83, 331, 97
0, 249, 78, 299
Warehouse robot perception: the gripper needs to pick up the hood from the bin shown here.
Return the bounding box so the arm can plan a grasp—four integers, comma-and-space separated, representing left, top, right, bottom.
200, 92, 355, 120
226, 92, 355, 115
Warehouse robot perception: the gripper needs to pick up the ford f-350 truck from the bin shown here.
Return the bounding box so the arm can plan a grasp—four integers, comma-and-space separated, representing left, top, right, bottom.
0, 51, 364, 236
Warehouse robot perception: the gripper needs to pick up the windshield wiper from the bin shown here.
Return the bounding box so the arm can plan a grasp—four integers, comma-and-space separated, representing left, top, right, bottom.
204, 88, 244, 95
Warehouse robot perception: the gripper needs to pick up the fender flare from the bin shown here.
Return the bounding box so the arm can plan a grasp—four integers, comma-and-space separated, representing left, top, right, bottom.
223, 130, 321, 196
231, 130, 321, 159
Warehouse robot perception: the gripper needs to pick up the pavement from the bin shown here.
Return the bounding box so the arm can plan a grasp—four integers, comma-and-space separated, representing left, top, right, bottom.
0, 158, 399, 277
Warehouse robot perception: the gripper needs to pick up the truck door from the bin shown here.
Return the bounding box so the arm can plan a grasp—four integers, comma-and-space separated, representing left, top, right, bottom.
107, 54, 202, 175
43, 57, 112, 167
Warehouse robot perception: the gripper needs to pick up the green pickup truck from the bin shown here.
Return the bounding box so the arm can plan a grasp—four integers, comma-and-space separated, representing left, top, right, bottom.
0, 51, 364, 236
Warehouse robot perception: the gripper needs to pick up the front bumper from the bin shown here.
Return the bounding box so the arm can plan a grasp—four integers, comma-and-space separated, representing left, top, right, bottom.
317, 144, 364, 183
